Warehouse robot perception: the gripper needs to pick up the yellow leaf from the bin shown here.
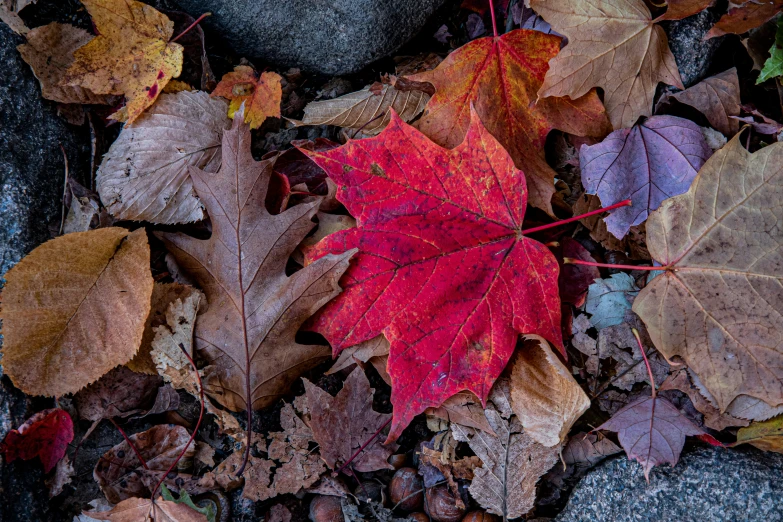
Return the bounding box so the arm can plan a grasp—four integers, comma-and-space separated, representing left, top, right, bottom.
63, 0, 183, 124
736, 415, 783, 453
211, 65, 281, 129
0, 228, 154, 397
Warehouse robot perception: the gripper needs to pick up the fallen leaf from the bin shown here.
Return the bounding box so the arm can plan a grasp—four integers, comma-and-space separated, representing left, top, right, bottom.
580, 115, 711, 239
597, 394, 704, 479
94, 424, 203, 504
292, 81, 431, 136
509, 336, 590, 447
46, 454, 75, 498
303, 108, 563, 442
158, 109, 354, 452
425, 391, 496, 435
585, 273, 639, 331
654, 0, 714, 21
666, 68, 741, 135
688, 370, 783, 422
558, 237, 599, 307
0, 228, 153, 397
532, 0, 683, 129
0, 409, 73, 472
597, 323, 669, 391
0, 0, 30, 34
305, 367, 396, 473
267, 504, 292, 522
64, 194, 102, 234
562, 432, 622, 469
63, 0, 183, 123
735, 415, 783, 452
96, 90, 229, 224
160, 485, 216, 522
17, 22, 113, 104
408, 28, 610, 213
305, 475, 351, 497
326, 335, 390, 376
74, 366, 161, 422
138, 385, 181, 419
706, 0, 783, 38
211, 65, 282, 129
418, 435, 481, 504
572, 194, 651, 260
759, 18, 783, 83
85, 497, 208, 522
659, 370, 748, 430
632, 132, 783, 413
452, 381, 560, 519
295, 211, 356, 264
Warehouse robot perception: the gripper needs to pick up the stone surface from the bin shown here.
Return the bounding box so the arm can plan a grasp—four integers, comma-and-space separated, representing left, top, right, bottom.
0, 21, 90, 277
172, 0, 446, 75
664, 9, 722, 87
555, 447, 783, 522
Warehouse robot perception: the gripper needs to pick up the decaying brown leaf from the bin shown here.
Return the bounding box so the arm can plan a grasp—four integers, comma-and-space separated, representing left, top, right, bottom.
18, 22, 113, 105
452, 380, 560, 519
46, 455, 75, 498
304, 367, 396, 473
0, 228, 153, 397
666, 68, 741, 136
426, 391, 495, 435
659, 370, 748, 430
158, 108, 354, 456
96, 90, 229, 224
632, 132, 783, 413
418, 432, 481, 505
94, 424, 204, 504
74, 366, 161, 423
326, 335, 389, 376
85, 497, 208, 522
509, 336, 590, 447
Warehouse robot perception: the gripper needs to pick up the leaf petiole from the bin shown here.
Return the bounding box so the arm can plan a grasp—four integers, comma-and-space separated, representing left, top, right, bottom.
562, 258, 668, 271
632, 328, 656, 398
171, 12, 211, 43
521, 199, 632, 235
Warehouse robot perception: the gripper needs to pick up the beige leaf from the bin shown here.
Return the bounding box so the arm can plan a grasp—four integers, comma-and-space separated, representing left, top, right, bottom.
0, 1, 29, 34
63, 196, 101, 234
532, 0, 683, 129
46, 455, 75, 498
149, 289, 202, 394
17, 23, 113, 105
509, 336, 590, 447
96, 90, 230, 224
326, 334, 389, 375
0, 228, 153, 397
85, 497, 208, 522
292, 83, 430, 136
425, 391, 496, 435
632, 133, 783, 412
294, 211, 356, 265
452, 382, 560, 519
659, 370, 748, 430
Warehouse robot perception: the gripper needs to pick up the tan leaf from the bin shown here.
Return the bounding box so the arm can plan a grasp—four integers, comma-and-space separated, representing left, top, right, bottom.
326, 334, 389, 376
96, 90, 230, 224
294, 211, 356, 265
425, 391, 496, 435
46, 454, 75, 498
667, 68, 741, 136
451, 381, 560, 519
509, 336, 590, 447
292, 83, 430, 136
532, 0, 683, 129
128, 282, 196, 374
304, 367, 397, 473
632, 133, 783, 412
85, 497, 208, 522
0, 2, 29, 34
688, 370, 783, 422
659, 370, 748, 430
17, 23, 113, 105
158, 108, 354, 453
0, 228, 153, 397
63, 0, 183, 123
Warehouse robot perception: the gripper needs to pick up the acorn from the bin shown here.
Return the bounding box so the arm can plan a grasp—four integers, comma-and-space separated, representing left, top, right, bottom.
389, 467, 424, 512
388, 453, 407, 469
309, 495, 343, 522
462, 511, 500, 522
408, 513, 430, 522
425, 485, 466, 522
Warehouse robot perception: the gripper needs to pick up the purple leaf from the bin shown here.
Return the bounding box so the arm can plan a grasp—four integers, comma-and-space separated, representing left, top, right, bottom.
597, 395, 704, 480
579, 115, 712, 239
433, 24, 452, 44
466, 13, 486, 40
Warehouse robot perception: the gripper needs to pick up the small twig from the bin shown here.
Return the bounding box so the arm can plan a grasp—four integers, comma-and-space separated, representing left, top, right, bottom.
391, 480, 446, 511
521, 199, 632, 235
351, 112, 387, 139
336, 418, 391, 475
109, 418, 149, 470
58, 145, 70, 236
633, 328, 656, 398
171, 12, 211, 43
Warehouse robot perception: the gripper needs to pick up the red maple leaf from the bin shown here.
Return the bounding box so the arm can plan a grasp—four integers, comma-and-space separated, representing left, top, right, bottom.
304, 109, 562, 441
0, 408, 74, 472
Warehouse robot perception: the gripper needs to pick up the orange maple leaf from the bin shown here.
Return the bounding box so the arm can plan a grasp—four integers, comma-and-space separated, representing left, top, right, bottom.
212, 65, 282, 129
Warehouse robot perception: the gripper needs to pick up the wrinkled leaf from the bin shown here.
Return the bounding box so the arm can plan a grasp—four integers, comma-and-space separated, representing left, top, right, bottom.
707, 0, 783, 38
667, 68, 741, 135
0, 409, 73, 472
75, 366, 161, 422
212, 65, 282, 129
426, 391, 496, 435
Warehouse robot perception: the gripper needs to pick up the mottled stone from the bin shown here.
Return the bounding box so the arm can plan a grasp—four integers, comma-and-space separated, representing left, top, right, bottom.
664, 9, 722, 87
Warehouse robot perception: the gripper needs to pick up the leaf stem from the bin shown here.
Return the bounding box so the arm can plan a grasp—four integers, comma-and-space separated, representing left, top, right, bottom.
109, 418, 149, 470
562, 258, 667, 271
150, 343, 205, 499
489, 0, 499, 38
633, 328, 656, 398
521, 199, 632, 235
336, 417, 392, 475
171, 12, 211, 43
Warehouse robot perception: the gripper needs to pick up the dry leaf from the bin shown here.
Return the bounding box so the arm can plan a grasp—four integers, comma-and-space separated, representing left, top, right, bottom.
85, 497, 208, 522
94, 424, 204, 504
667, 68, 741, 136
326, 335, 389, 376
17, 22, 113, 105
452, 381, 560, 519
304, 367, 396, 472
96, 90, 229, 224
295, 211, 356, 265
75, 366, 161, 422
596, 323, 669, 391
654, 0, 714, 21
63, 0, 183, 123
735, 415, 783, 452
46, 454, 75, 498
425, 391, 496, 435
0, 228, 153, 397
158, 108, 354, 452
0, 0, 31, 34
688, 370, 783, 422
532, 0, 683, 129
293, 82, 430, 136
128, 283, 197, 374
211, 65, 282, 129
509, 336, 590, 447
659, 370, 748, 430
632, 132, 783, 412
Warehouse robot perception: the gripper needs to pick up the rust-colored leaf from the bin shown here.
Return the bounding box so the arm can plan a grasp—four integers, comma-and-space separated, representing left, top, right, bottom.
85, 497, 208, 522
666, 68, 741, 136
212, 65, 282, 129
0, 228, 153, 397
706, 0, 783, 38
303, 109, 563, 442
654, 0, 714, 21
408, 29, 610, 213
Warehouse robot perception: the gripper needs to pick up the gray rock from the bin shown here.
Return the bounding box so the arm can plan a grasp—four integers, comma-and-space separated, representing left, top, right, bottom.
664, 9, 722, 87
0, 21, 90, 277
555, 447, 783, 522
172, 0, 446, 75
